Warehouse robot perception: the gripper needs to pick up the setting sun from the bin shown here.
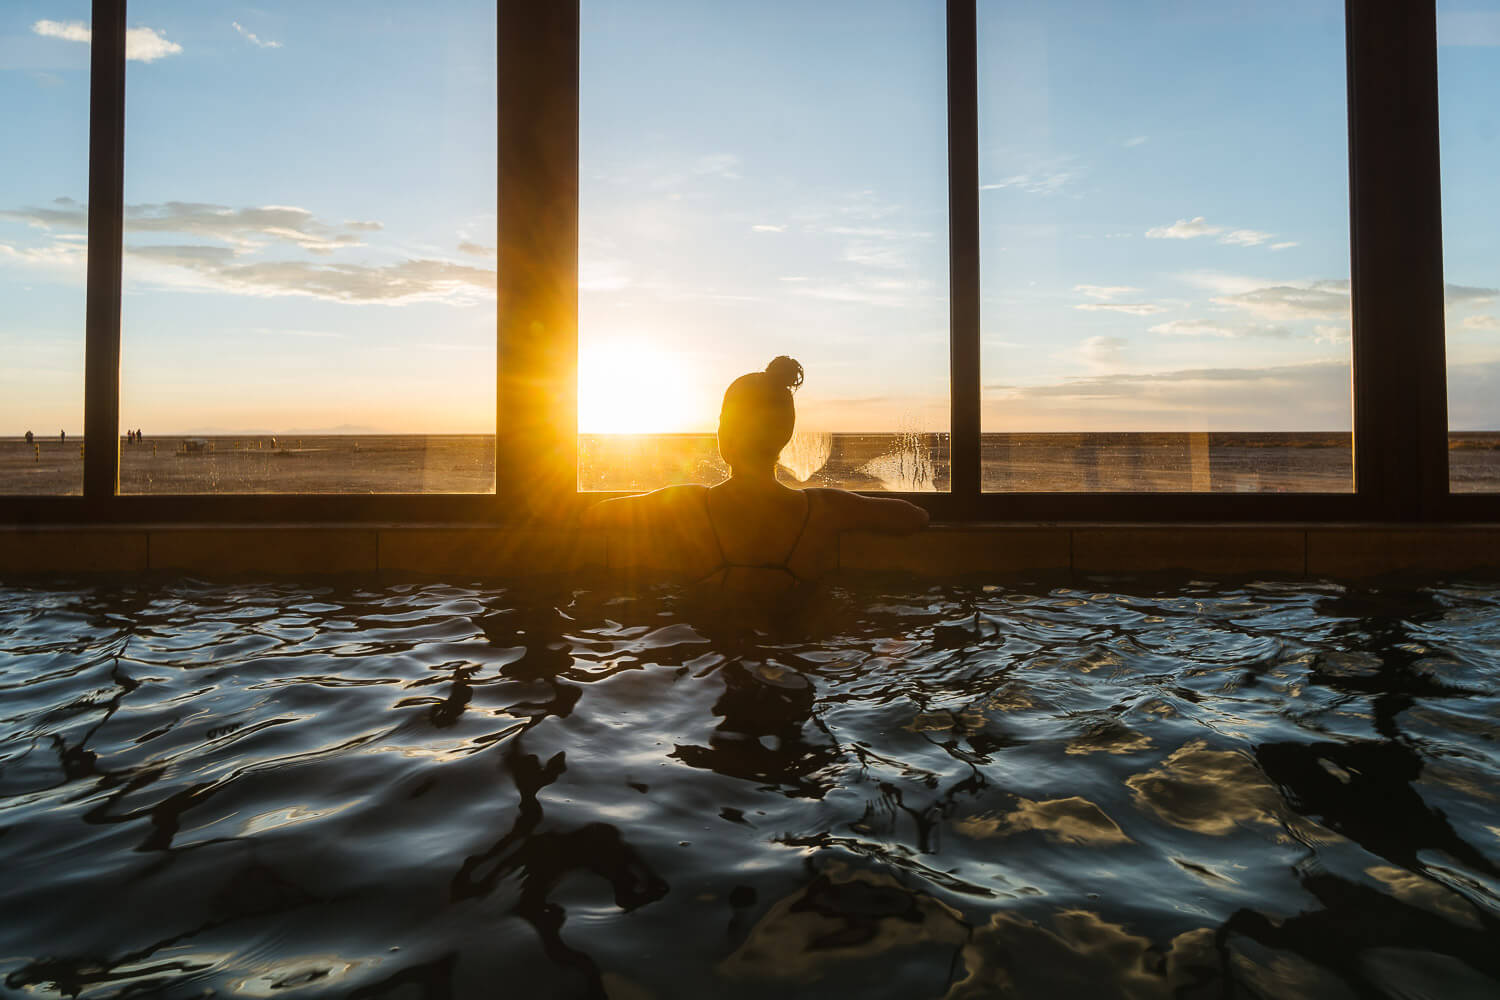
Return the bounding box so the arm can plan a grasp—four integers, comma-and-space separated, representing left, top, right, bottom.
578, 339, 706, 434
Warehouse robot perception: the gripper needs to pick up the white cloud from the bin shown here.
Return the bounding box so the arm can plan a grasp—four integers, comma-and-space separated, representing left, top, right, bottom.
1150, 319, 1235, 338
1271, 241, 1299, 251
127, 244, 494, 303
1315, 325, 1351, 344
1076, 335, 1128, 367
126, 27, 182, 62
1446, 284, 1497, 306
1075, 302, 1167, 315
1462, 314, 1500, 331
34, 20, 183, 61
5, 195, 490, 304
843, 242, 907, 270
1146, 217, 1225, 240
1212, 279, 1351, 321
1219, 229, 1272, 247
984, 360, 1353, 431
457, 241, 494, 258
3, 200, 375, 253
1074, 284, 1140, 300
980, 170, 1078, 195
793, 276, 931, 309
233, 22, 282, 49
32, 19, 90, 44
751, 224, 785, 233
1124, 136, 1148, 147
1151, 318, 1292, 339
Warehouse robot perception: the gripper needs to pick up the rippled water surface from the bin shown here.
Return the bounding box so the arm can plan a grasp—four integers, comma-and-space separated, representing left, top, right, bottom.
2, 574, 1499, 998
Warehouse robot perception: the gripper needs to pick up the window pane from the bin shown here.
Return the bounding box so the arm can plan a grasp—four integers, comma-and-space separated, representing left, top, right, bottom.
1440, 1, 1500, 493
979, 0, 1353, 492
120, 2, 495, 494
579, 0, 950, 492
1, 3, 90, 495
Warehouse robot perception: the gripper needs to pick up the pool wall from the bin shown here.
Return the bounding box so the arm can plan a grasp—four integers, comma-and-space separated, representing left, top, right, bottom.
4, 523, 1499, 577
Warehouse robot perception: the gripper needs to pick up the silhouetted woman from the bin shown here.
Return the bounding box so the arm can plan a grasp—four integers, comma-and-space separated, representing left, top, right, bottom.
584, 356, 928, 601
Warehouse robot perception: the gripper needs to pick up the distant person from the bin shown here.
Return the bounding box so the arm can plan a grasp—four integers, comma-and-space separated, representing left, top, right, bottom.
24, 430, 33, 446
584, 356, 928, 601
59, 430, 65, 444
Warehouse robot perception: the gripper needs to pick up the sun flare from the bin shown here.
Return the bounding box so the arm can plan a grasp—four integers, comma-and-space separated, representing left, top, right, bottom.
578, 340, 703, 434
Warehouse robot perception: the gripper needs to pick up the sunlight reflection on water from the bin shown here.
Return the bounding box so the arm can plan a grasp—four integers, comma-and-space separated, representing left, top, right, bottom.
1, 575, 1498, 997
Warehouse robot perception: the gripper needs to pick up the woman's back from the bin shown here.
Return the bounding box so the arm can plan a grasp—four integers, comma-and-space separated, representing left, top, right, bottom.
700, 483, 826, 597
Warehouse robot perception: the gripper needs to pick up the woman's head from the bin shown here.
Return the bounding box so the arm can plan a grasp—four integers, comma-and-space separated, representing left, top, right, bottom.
718, 356, 803, 472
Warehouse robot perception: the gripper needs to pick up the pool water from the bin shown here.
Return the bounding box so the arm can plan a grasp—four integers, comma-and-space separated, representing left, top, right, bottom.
1, 575, 1498, 998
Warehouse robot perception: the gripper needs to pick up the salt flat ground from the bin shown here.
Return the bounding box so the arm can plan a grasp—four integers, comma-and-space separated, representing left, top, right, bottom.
3, 432, 1498, 495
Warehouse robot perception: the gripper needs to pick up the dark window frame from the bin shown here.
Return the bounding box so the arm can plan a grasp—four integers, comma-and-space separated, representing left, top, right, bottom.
1, 0, 1491, 526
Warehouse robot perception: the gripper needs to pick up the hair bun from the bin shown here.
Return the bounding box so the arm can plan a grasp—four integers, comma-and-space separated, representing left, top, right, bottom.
765, 355, 804, 391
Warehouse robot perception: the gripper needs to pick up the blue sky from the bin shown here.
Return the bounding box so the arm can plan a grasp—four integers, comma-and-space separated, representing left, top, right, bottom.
1, 0, 1497, 438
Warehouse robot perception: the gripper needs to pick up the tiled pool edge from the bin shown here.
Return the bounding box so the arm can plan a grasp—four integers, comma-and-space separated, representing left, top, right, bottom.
4, 523, 1499, 577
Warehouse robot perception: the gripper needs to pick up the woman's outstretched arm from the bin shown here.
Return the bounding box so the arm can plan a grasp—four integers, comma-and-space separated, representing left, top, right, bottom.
819, 488, 930, 535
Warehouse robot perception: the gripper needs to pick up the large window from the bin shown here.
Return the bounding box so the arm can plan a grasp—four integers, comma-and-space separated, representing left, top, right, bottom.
119, 1, 496, 494
1, 3, 90, 496
578, 0, 950, 492
977, 0, 1353, 492
2, 1, 1492, 523
1439, 0, 1500, 493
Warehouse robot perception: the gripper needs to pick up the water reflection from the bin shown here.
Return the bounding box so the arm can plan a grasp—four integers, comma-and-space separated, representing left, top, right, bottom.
1, 576, 1498, 996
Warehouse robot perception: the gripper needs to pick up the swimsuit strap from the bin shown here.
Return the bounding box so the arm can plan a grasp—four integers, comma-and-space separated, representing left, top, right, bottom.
781, 490, 814, 566
701, 488, 730, 565
701, 489, 813, 579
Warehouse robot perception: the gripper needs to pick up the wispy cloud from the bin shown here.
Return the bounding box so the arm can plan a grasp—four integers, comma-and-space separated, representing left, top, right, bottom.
3, 200, 376, 254
4, 195, 490, 304
1271, 241, 1299, 251
842, 242, 908, 270
1212, 279, 1351, 321
1124, 136, 1148, 147
1462, 314, 1500, 331
1076, 335, 1128, 366
1219, 229, 1273, 247
793, 276, 932, 309
1148, 216, 1291, 249
1074, 284, 1140, 301
1074, 302, 1167, 315
1150, 318, 1235, 338
1445, 284, 1497, 306
1146, 217, 1225, 240
980, 153, 1081, 196
232, 21, 283, 49
1150, 318, 1292, 339
457, 241, 495, 258
127, 245, 495, 303
751, 224, 785, 233
32, 19, 183, 62
984, 360, 1353, 431
980, 170, 1078, 195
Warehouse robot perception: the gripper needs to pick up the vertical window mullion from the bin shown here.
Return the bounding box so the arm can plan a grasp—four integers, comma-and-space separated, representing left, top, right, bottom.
947, 0, 981, 506
1345, 0, 1448, 520
497, 0, 580, 514
83, 0, 127, 504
